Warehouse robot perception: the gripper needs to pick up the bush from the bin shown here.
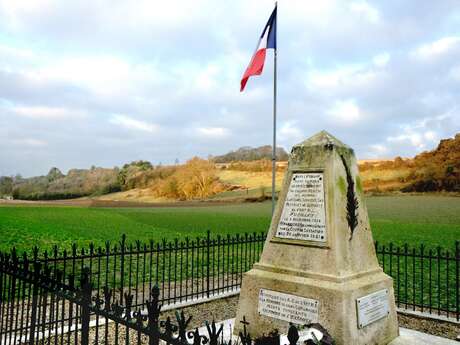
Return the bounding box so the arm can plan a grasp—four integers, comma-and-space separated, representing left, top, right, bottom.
152, 158, 226, 200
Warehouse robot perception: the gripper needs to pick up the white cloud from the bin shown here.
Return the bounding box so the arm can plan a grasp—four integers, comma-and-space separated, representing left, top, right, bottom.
110, 115, 159, 133
0, 0, 54, 30
196, 127, 230, 138
387, 133, 423, 149
367, 123, 443, 159
192, 64, 220, 92
424, 131, 436, 141
327, 99, 361, 124
349, 1, 380, 23
1, 1, 460, 175
0, 0, 209, 34
369, 144, 389, 157
279, 121, 302, 144
308, 69, 348, 89
307, 64, 377, 91
33, 56, 164, 98
372, 52, 390, 67
237, 0, 340, 30
0, 43, 36, 62
387, 125, 440, 151
12, 106, 84, 119
12, 138, 47, 147
413, 36, 460, 59
448, 65, 460, 81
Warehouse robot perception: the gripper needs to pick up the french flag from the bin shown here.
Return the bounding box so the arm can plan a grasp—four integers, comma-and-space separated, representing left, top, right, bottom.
240, 6, 277, 92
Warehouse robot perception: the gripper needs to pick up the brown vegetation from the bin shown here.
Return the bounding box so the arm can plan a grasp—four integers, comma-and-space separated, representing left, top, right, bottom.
118, 160, 176, 190
151, 157, 226, 200
402, 134, 460, 192
360, 133, 460, 193
2, 134, 458, 201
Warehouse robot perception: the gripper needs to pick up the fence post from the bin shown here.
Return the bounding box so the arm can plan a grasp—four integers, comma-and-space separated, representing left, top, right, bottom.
120, 234, 126, 305
147, 285, 161, 345
8, 249, 18, 341
80, 267, 92, 345
0, 254, 3, 308
456, 241, 459, 322
28, 262, 41, 345
206, 230, 211, 298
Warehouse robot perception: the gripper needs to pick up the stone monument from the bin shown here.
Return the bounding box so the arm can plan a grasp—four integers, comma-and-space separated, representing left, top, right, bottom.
234, 131, 399, 345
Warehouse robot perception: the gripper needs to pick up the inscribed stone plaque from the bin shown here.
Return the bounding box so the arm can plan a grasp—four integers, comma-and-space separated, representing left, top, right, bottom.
356, 289, 389, 328
258, 289, 319, 324
275, 173, 326, 242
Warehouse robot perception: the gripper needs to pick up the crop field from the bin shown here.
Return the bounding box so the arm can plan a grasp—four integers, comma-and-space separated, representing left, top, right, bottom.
0, 195, 458, 317
0, 195, 459, 253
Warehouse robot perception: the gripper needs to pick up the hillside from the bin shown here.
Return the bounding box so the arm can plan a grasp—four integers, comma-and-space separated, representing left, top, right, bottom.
0, 167, 121, 200
212, 145, 289, 163
403, 133, 460, 192
0, 158, 227, 201
1, 134, 458, 201
216, 133, 460, 197
360, 134, 460, 193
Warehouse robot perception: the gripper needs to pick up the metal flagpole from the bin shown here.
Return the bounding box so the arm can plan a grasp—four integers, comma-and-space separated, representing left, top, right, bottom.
271, 1, 277, 215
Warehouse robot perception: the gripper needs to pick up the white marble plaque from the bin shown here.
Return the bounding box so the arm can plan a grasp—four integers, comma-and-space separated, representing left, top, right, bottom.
356, 289, 390, 328
276, 173, 326, 242
258, 289, 319, 324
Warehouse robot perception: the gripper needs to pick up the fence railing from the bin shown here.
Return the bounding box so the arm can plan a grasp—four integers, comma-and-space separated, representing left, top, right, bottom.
0, 232, 459, 344
0, 257, 317, 345
3, 231, 266, 307
0, 232, 266, 343
375, 241, 459, 320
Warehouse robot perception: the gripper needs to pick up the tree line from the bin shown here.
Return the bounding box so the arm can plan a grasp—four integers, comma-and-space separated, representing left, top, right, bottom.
0, 157, 226, 201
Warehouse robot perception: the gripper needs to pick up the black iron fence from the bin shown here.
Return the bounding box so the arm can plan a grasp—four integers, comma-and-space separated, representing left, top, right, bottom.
0, 256, 315, 345
0, 232, 266, 344
0, 232, 459, 344
1, 232, 266, 308
375, 241, 459, 320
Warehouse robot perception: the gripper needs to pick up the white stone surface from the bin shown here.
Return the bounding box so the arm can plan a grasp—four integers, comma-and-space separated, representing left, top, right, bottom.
195, 319, 458, 345
389, 328, 458, 345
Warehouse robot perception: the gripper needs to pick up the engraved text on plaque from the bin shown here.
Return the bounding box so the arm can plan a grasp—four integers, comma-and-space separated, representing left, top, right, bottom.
276, 173, 326, 242
258, 289, 319, 324
356, 289, 390, 328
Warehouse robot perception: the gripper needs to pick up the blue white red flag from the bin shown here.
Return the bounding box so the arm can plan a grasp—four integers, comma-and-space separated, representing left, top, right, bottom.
240, 6, 277, 92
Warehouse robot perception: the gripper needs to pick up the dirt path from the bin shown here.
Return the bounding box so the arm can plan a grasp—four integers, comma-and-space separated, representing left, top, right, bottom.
0, 198, 247, 208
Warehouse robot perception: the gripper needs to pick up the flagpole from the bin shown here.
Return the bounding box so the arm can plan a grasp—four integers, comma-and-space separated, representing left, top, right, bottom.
271, 1, 277, 215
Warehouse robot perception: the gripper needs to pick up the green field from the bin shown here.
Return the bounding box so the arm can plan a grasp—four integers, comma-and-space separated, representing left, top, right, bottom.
0, 195, 459, 253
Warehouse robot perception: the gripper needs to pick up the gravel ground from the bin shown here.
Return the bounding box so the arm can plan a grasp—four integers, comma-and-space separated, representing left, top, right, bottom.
160, 295, 240, 330
8, 295, 459, 344
175, 296, 459, 341
397, 313, 459, 341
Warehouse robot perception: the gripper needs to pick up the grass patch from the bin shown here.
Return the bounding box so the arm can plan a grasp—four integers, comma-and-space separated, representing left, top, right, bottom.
0, 203, 270, 253
367, 195, 460, 249
0, 195, 459, 253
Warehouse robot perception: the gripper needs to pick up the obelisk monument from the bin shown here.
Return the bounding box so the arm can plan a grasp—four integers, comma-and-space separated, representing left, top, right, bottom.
234, 131, 399, 345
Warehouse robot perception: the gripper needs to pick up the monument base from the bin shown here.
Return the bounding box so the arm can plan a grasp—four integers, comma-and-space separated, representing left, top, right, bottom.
234, 265, 399, 345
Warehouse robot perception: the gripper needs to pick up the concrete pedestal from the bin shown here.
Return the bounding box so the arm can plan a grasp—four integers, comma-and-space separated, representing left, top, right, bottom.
237, 266, 399, 345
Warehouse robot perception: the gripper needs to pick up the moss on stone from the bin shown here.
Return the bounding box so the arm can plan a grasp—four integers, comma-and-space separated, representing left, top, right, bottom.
356, 175, 363, 194
337, 176, 346, 196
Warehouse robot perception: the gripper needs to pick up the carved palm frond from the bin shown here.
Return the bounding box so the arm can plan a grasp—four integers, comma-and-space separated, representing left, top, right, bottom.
340, 155, 359, 240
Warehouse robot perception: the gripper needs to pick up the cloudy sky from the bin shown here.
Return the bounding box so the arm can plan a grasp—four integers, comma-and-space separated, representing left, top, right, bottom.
1, 0, 459, 177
